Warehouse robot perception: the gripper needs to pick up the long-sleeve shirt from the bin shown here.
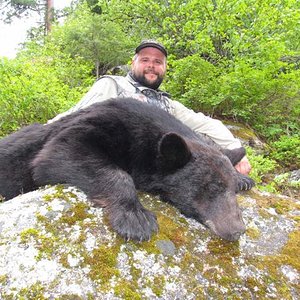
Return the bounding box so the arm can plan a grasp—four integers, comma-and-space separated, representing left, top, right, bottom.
49, 73, 241, 150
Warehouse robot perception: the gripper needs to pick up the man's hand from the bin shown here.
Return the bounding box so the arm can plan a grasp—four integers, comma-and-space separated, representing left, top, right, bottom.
235, 156, 251, 175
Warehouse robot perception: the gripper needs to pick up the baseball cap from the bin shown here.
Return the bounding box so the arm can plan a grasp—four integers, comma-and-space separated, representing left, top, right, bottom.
135, 40, 168, 57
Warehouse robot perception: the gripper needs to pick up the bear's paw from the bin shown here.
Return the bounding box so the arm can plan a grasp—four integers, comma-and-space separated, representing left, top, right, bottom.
107, 205, 159, 242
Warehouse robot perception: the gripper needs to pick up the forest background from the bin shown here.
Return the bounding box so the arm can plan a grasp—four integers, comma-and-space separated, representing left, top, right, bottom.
0, 0, 299, 195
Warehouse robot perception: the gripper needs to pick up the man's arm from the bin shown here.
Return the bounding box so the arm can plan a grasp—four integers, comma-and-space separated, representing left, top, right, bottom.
171, 100, 241, 149
170, 100, 251, 174
48, 77, 118, 123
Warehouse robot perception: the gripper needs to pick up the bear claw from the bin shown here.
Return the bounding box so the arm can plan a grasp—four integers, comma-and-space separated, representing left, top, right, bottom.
107, 205, 158, 242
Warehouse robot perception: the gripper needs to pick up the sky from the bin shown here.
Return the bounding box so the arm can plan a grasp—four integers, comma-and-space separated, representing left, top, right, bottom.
0, 0, 73, 58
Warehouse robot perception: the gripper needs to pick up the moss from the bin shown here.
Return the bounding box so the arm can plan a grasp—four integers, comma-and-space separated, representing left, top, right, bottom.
271, 199, 300, 215
15, 186, 103, 277
251, 191, 300, 215
246, 227, 261, 240
276, 284, 295, 299
0, 274, 8, 286
180, 252, 198, 271
17, 282, 46, 299
151, 275, 166, 297
20, 228, 40, 243
0, 294, 14, 300
41, 185, 68, 202
20, 228, 57, 260
56, 295, 83, 300
31, 188, 99, 263
84, 243, 121, 283
244, 277, 266, 297
156, 212, 188, 246
59, 202, 92, 226
276, 228, 300, 271
4, 187, 299, 298
131, 262, 143, 283
224, 121, 258, 141
245, 225, 300, 298
257, 207, 274, 219
125, 239, 160, 256
59, 252, 70, 268
114, 279, 141, 300
42, 194, 54, 202
115, 243, 167, 297
164, 237, 244, 297
292, 214, 300, 221
41, 185, 82, 203
194, 239, 247, 295
207, 238, 240, 257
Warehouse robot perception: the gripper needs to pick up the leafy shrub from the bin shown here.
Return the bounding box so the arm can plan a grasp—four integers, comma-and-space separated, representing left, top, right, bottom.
269, 135, 300, 169
165, 54, 221, 112
246, 147, 278, 192
0, 48, 93, 137
166, 55, 299, 142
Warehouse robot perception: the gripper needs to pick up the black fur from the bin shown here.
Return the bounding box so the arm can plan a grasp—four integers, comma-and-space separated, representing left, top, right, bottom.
0, 98, 255, 241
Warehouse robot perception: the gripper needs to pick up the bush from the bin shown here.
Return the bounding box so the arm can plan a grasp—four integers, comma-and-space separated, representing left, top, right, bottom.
0, 48, 93, 137
269, 135, 300, 169
165, 54, 221, 112
246, 147, 278, 192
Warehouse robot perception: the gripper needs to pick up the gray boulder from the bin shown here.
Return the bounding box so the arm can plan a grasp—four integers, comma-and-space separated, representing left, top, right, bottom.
0, 186, 299, 299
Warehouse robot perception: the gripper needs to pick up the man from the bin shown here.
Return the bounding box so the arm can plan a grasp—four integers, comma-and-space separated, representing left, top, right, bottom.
50, 40, 251, 175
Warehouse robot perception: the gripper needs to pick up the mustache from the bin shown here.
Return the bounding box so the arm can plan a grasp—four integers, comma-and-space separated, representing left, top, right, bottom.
144, 69, 158, 75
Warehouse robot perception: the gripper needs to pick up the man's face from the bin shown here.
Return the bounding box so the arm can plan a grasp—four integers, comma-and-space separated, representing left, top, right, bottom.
131, 47, 167, 89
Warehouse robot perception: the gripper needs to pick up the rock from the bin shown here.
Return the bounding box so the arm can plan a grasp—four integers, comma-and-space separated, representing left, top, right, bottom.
156, 240, 176, 256
225, 121, 265, 150
0, 186, 299, 299
290, 170, 300, 182
273, 170, 300, 198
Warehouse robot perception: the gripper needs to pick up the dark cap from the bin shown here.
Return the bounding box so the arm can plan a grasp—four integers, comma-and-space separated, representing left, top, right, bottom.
135, 40, 167, 57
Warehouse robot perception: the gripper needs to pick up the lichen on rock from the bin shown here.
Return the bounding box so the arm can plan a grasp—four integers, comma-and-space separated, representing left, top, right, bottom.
0, 186, 299, 299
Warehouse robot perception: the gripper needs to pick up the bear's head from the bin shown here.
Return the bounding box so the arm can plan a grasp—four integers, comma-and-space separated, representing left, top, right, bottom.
155, 132, 254, 242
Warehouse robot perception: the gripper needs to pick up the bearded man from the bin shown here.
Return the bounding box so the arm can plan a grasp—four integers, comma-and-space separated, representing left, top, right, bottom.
50, 40, 251, 175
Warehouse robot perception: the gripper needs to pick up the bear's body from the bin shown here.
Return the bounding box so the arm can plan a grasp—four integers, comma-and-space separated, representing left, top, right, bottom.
0, 98, 254, 241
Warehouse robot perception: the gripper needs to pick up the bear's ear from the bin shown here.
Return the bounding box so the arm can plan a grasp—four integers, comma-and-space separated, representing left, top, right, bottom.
158, 133, 191, 170
223, 147, 246, 166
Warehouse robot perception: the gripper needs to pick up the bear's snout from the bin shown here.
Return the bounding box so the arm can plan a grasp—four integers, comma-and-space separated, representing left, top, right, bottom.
204, 215, 246, 242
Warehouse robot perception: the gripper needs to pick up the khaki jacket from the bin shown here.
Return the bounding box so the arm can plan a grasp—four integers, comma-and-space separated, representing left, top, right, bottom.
49, 74, 241, 149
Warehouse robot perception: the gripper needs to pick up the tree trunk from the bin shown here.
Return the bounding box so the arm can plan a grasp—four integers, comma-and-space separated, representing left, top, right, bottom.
45, 0, 54, 34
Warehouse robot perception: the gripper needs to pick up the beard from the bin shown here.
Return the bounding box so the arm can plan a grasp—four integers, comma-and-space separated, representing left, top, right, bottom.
132, 70, 164, 90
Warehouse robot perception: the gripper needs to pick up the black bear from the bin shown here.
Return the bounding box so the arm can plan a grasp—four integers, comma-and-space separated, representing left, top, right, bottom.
0, 98, 254, 241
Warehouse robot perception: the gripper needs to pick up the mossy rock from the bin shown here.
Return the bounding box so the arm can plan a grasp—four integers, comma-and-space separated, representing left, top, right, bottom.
0, 186, 299, 299
224, 121, 265, 150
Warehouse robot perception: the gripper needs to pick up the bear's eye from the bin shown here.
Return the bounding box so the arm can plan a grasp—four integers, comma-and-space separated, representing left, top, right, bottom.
208, 182, 225, 196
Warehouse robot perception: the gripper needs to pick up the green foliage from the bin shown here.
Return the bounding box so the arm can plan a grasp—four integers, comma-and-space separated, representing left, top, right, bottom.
273, 172, 300, 197
89, 0, 300, 140
212, 61, 300, 136
0, 45, 93, 136
49, 1, 136, 76
246, 147, 278, 192
269, 135, 300, 169
11, 0, 36, 5
165, 55, 221, 112
247, 143, 300, 196
0, 0, 44, 23
86, 0, 102, 14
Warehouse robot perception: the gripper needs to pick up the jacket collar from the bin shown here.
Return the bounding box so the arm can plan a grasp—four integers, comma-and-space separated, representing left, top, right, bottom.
126, 72, 170, 98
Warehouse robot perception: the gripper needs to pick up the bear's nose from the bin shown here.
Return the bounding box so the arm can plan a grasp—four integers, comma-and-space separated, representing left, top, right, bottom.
230, 229, 246, 241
